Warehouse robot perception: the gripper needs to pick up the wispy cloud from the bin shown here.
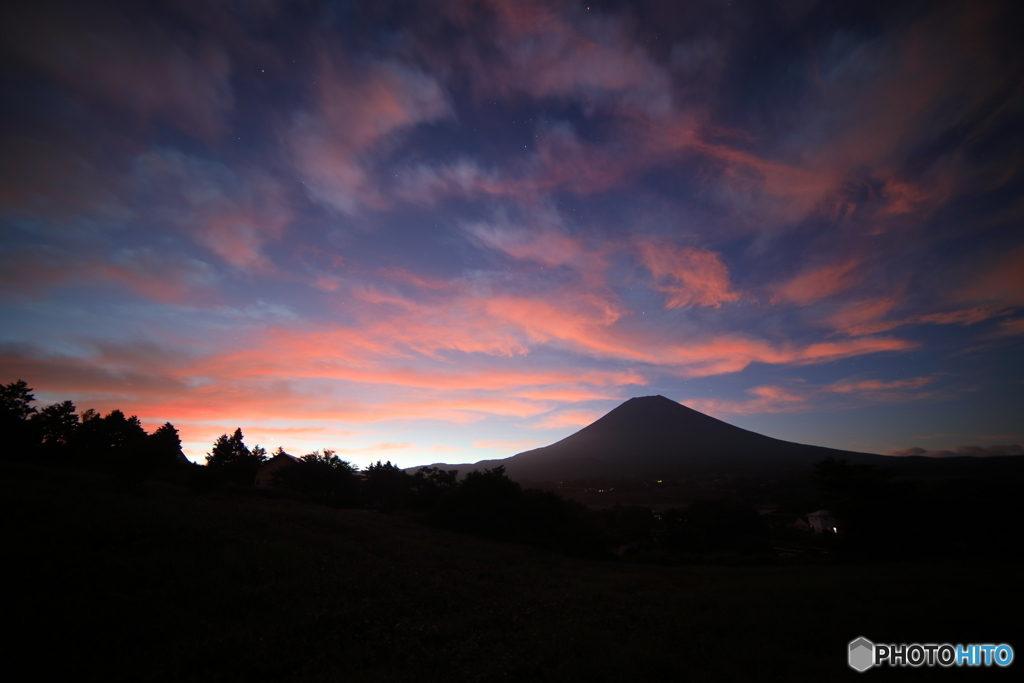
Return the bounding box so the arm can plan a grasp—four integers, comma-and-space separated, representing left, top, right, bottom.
638, 241, 740, 309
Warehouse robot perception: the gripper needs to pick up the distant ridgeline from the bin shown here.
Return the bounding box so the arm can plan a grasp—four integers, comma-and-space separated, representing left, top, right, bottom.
425, 395, 890, 481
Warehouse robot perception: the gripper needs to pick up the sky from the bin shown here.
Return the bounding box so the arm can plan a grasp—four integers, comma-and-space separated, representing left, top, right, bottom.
1, 0, 1023, 468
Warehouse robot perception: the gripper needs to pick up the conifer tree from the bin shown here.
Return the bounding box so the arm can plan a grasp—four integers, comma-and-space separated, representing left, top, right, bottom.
205, 428, 266, 484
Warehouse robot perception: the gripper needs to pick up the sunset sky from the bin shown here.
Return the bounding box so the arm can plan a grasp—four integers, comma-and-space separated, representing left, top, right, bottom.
2, 0, 1022, 467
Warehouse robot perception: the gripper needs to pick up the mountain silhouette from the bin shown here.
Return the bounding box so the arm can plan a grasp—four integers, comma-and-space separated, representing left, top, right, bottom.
434, 395, 884, 481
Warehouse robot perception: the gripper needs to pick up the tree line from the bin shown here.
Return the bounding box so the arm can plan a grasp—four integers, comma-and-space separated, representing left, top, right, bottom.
0, 378, 831, 560
1, 379, 185, 474
15, 378, 1009, 561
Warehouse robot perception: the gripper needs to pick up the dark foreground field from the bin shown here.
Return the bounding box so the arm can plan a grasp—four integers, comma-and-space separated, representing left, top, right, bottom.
6, 462, 1018, 682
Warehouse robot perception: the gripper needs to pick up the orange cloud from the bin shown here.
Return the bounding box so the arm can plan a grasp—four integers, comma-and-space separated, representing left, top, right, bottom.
638, 241, 740, 309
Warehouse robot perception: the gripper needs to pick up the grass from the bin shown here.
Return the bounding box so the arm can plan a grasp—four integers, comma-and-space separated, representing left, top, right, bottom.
6, 462, 1019, 681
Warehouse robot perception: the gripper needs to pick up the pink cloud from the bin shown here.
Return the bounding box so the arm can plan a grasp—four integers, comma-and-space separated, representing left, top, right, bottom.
133, 150, 291, 271
339, 0, 1015, 244
876, 177, 936, 217
313, 275, 342, 292
530, 410, 603, 431
638, 241, 740, 309
959, 246, 1024, 307
481, 295, 647, 360
774, 260, 861, 306
0, 246, 216, 304
0, 136, 126, 224
687, 373, 938, 417
993, 317, 1024, 338
335, 442, 418, 454
826, 377, 933, 394
290, 58, 451, 214
513, 388, 617, 402
915, 305, 1010, 326
191, 319, 646, 393
685, 385, 807, 416
444, 0, 671, 115
828, 296, 1013, 339
826, 296, 903, 336
472, 440, 538, 450
390, 124, 639, 204
669, 335, 915, 378
466, 211, 591, 269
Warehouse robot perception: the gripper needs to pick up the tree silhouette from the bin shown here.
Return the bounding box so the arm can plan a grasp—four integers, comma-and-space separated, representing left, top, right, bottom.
435, 466, 524, 536
69, 408, 148, 469
362, 460, 413, 510
104, 410, 148, 452
1, 380, 38, 457
149, 422, 186, 468
272, 449, 360, 506
205, 428, 267, 484
34, 400, 80, 447
1, 379, 36, 421
207, 428, 250, 466
411, 466, 459, 509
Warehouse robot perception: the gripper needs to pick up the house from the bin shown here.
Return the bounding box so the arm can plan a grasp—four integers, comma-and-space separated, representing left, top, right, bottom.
807, 510, 839, 534
255, 452, 300, 488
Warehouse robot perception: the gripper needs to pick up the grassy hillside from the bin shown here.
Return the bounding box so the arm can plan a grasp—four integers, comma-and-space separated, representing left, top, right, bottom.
6, 462, 1018, 681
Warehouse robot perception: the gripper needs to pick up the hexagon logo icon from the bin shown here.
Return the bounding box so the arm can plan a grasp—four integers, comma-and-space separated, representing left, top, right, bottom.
849, 637, 874, 672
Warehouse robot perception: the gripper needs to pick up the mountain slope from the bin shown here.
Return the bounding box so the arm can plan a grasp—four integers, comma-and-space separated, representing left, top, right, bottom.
438, 396, 884, 481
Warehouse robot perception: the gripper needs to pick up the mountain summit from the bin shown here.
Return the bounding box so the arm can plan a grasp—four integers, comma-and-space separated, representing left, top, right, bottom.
463, 395, 881, 480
